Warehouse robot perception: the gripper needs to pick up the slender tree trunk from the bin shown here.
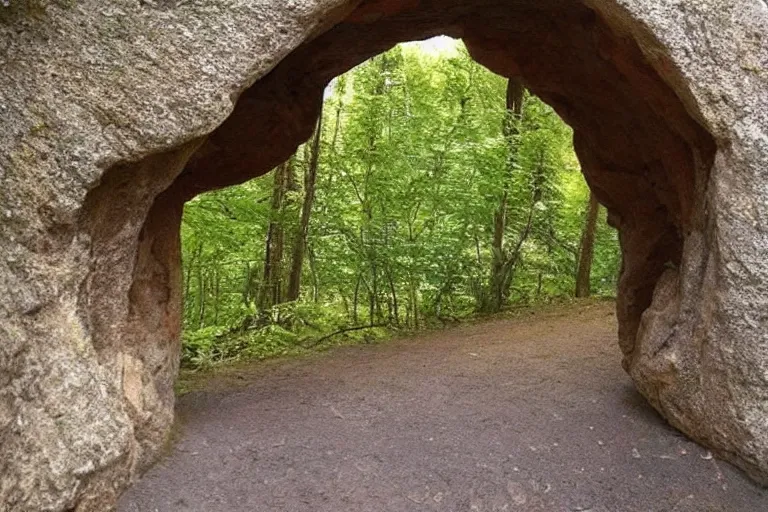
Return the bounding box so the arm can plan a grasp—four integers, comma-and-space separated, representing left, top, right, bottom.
369, 287, 375, 327
193, 241, 205, 328
474, 233, 483, 267
183, 264, 192, 322
405, 299, 411, 328
486, 78, 525, 313
307, 243, 320, 303
409, 275, 419, 329
575, 191, 600, 298
370, 259, 384, 323
488, 190, 508, 312
501, 179, 539, 298
330, 77, 346, 153
357, 274, 375, 327
353, 273, 361, 324
357, 273, 375, 327
197, 267, 206, 329
339, 287, 350, 318
288, 110, 323, 301
183, 262, 192, 302
386, 267, 399, 326
259, 161, 290, 310
243, 262, 252, 306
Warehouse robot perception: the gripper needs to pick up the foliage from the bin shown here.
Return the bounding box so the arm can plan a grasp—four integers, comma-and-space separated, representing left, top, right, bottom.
180, 39, 620, 370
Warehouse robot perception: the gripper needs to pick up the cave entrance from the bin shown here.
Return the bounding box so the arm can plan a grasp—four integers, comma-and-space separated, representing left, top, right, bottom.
155, 0, 716, 371
177, 37, 621, 370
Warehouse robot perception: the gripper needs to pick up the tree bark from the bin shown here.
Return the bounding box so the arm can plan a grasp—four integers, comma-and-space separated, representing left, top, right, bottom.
307, 243, 320, 303
386, 266, 399, 326
486, 78, 525, 313
194, 241, 206, 328
197, 268, 207, 329
352, 272, 361, 324
409, 275, 419, 329
259, 160, 290, 310
575, 191, 600, 298
287, 109, 323, 301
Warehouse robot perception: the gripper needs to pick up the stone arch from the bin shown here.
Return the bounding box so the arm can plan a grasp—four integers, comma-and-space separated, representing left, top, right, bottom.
1, 1, 767, 510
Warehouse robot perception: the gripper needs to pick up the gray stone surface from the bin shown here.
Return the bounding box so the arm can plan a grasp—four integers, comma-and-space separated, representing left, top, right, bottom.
598, 0, 768, 483
0, 0, 766, 510
0, 1, 354, 510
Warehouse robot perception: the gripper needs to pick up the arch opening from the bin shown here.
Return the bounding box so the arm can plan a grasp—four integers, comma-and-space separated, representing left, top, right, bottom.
174, 37, 622, 370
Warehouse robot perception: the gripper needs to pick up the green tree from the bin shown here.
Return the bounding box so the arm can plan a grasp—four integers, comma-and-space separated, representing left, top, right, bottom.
178, 39, 621, 369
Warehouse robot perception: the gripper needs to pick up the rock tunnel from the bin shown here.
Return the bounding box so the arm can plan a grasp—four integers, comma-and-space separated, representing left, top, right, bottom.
1, 0, 767, 510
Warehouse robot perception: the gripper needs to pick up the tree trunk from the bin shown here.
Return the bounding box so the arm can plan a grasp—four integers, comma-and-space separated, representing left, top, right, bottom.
500, 158, 541, 300
352, 273, 361, 324
330, 76, 346, 153
409, 275, 419, 329
386, 267, 399, 326
259, 161, 290, 310
339, 287, 350, 318
197, 268, 207, 329
488, 192, 508, 312
287, 109, 323, 301
307, 243, 320, 303
193, 241, 205, 328
486, 78, 525, 313
357, 274, 375, 327
575, 191, 600, 298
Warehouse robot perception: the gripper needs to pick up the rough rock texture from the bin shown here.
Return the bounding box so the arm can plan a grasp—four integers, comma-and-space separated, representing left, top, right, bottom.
0, 0, 766, 510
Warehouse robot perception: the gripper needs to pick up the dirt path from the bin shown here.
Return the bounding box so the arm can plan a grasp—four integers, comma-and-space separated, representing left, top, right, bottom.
119, 302, 768, 511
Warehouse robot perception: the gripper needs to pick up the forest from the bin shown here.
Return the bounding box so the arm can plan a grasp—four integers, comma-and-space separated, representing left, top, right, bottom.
180, 39, 620, 369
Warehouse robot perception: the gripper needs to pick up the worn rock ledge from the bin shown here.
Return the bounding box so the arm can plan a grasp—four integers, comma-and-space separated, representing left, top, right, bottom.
0, 0, 766, 510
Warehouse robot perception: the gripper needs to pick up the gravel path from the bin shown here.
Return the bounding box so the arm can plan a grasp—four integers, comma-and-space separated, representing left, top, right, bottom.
119, 302, 768, 511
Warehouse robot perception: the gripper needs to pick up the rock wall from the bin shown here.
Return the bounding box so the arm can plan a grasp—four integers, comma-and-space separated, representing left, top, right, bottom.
0, 0, 766, 509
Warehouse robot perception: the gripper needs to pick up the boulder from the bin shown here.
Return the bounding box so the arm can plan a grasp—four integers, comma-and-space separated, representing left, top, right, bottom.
0, 0, 766, 509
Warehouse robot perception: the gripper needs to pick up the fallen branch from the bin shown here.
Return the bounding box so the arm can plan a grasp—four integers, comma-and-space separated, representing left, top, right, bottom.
303, 324, 387, 348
